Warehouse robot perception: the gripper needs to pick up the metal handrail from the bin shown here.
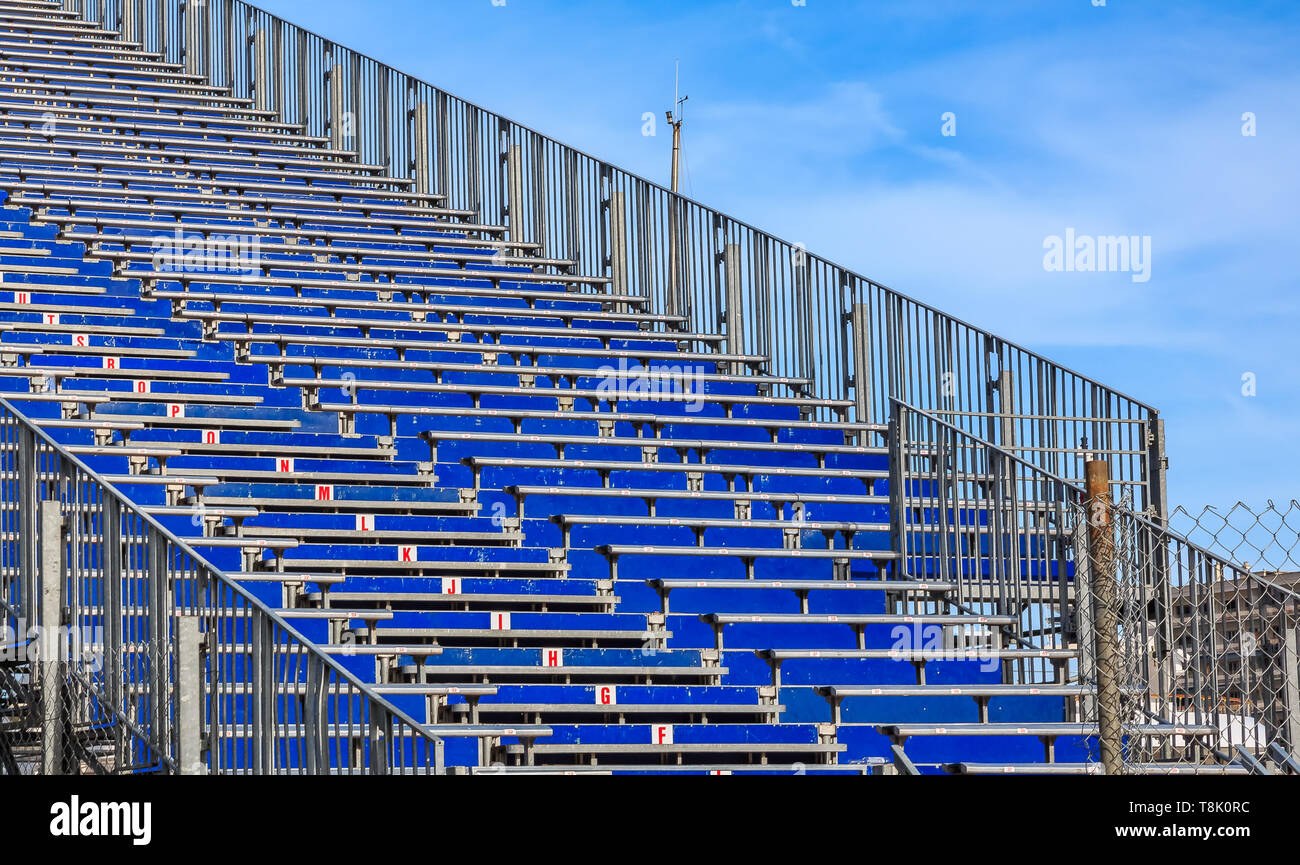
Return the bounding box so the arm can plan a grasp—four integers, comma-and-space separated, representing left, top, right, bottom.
0, 396, 445, 774
890, 396, 1300, 767
45, 0, 1163, 517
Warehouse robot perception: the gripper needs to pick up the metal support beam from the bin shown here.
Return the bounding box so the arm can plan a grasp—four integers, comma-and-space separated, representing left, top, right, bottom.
723, 243, 745, 375
175, 616, 206, 775
39, 500, 65, 776
1085, 459, 1123, 775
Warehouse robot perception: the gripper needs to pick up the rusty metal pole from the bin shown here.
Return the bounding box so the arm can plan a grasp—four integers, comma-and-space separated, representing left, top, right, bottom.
1085, 459, 1123, 774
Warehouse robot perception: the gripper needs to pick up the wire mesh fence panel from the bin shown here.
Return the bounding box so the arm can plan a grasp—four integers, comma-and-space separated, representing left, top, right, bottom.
1171, 500, 1300, 576
1075, 499, 1300, 774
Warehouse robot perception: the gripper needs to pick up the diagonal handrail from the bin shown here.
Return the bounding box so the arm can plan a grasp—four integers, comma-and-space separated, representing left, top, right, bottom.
0, 395, 446, 774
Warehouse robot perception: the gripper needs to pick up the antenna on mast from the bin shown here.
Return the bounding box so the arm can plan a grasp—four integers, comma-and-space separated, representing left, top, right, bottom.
665, 60, 688, 194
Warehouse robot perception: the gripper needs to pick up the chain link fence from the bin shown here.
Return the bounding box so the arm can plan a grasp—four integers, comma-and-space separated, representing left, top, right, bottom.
1171, 500, 1300, 576
1073, 499, 1300, 774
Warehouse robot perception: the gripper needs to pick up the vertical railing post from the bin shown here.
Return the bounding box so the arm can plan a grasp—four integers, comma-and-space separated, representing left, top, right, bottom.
887, 411, 905, 581
851, 301, 872, 433
17, 425, 38, 624
329, 61, 348, 152
121, 0, 138, 43
175, 615, 205, 774
1146, 416, 1168, 523
147, 526, 173, 764
723, 243, 745, 375
39, 500, 66, 775
608, 188, 628, 312
303, 655, 325, 774
1085, 459, 1123, 774
667, 194, 682, 319
412, 101, 431, 198
505, 142, 526, 244
249, 613, 275, 775
252, 28, 270, 112
1072, 504, 1097, 723
1284, 625, 1300, 753
996, 369, 1016, 453
102, 494, 126, 771
183, 0, 202, 76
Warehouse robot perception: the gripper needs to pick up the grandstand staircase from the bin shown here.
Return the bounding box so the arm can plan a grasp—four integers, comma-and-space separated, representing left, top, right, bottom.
0, 0, 1252, 774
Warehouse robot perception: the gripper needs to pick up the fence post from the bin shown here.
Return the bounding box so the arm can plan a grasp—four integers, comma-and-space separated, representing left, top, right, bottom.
39, 500, 66, 775
724, 244, 745, 375
175, 616, 206, 775
1085, 459, 1123, 774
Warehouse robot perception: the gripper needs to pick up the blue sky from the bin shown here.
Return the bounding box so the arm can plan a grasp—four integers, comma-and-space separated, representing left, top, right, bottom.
256, 0, 1299, 514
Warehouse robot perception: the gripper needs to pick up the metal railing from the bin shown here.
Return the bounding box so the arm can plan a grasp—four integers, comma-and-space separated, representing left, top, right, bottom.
0, 397, 444, 774
46, 0, 1164, 517
890, 398, 1300, 771
890, 398, 1082, 688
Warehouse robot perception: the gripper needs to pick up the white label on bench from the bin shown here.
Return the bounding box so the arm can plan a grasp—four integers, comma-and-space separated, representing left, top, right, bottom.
16, 292, 29, 304
167, 403, 184, 419
45, 313, 59, 325
277, 458, 294, 474
315, 485, 333, 501
441, 578, 460, 595
490, 612, 510, 631
72, 333, 89, 348
543, 649, 563, 668
355, 513, 374, 532
709, 770, 732, 775
398, 545, 416, 563
103, 356, 119, 370
133, 380, 150, 394
653, 725, 674, 745
597, 685, 616, 706
204, 430, 219, 445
